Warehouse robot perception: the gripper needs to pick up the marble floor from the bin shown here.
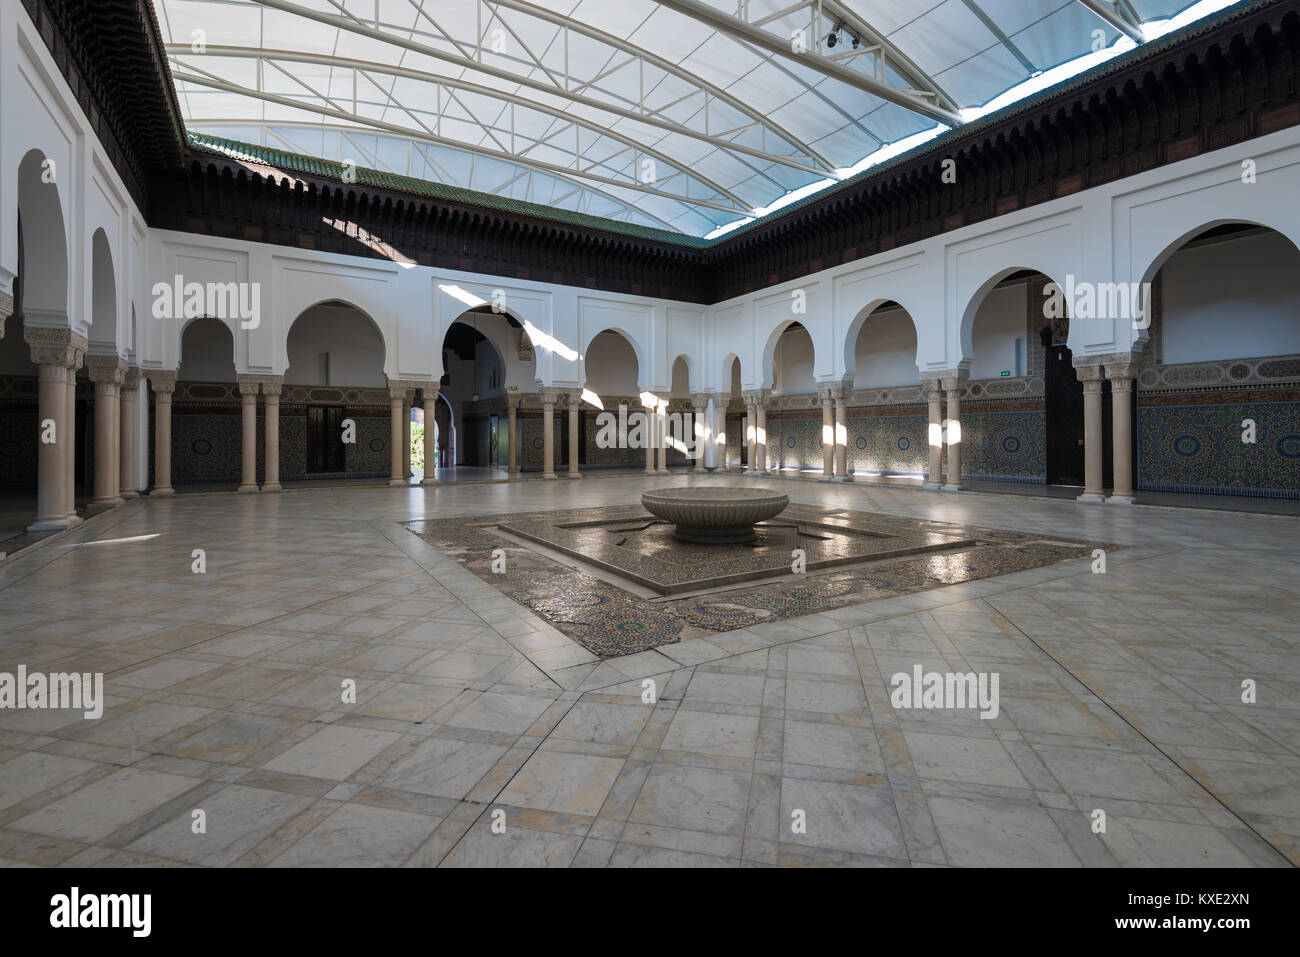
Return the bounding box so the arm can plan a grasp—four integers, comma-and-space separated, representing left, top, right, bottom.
0, 474, 1296, 867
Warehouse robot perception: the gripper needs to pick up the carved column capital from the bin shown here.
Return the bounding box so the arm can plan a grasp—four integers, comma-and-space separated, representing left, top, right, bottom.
122, 367, 141, 390
261, 375, 285, 399
540, 387, 564, 406
506, 389, 523, 409
236, 374, 262, 397
85, 355, 127, 385
145, 370, 178, 394
386, 377, 422, 399
24, 326, 87, 369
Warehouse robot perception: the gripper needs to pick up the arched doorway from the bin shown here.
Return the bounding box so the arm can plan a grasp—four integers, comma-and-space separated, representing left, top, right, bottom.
766, 322, 816, 472
173, 316, 239, 487
285, 301, 388, 482
583, 329, 644, 471
439, 307, 524, 474
843, 301, 924, 478
1137, 223, 1300, 498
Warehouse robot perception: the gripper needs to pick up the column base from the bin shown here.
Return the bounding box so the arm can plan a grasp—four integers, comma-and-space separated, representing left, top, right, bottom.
1076, 491, 1106, 503
543, 472, 558, 480
420, 478, 438, 487
263, 483, 283, 493
835, 475, 853, 483
1106, 494, 1136, 505
692, 467, 708, 473
120, 490, 139, 500
942, 483, 963, 492
237, 484, 260, 494
818, 474, 833, 482
657, 468, 670, 475
27, 516, 76, 533
566, 471, 582, 479
151, 487, 174, 496
389, 478, 407, 487
644, 469, 657, 475
922, 482, 943, 492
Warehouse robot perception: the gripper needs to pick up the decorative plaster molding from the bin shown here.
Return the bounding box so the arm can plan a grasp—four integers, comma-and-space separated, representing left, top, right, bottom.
145, 370, 178, 394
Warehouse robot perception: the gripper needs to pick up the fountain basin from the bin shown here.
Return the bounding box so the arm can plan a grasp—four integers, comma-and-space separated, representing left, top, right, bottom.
641, 486, 790, 544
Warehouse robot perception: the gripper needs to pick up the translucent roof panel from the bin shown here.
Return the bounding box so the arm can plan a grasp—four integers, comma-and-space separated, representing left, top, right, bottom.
153, 0, 1238, 238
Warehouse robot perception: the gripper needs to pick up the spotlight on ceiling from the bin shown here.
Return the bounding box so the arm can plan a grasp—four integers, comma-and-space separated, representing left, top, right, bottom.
826, 31, 838, 48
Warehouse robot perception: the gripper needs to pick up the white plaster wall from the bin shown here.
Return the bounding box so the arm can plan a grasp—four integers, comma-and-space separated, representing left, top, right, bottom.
968, 284, 1028, 380
178, 318, 236, 382
773, 326, 816, 394
584, 331, 641, 397
851, 306, 919, 388
1160, 231, 1300, 363
285, 303, 386, 387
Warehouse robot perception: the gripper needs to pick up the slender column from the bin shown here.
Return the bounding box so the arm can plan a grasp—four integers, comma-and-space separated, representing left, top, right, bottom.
567, 392, 582, 479
263, 378, 283, 492
86, 356, 126, 510
923, 380, 944, 491
26, 349, 71, 531
422, 384, 440, 485
1075, 363, 1106, 503
833, 389, 849, 481
819, 389, 834, 481
506, 392, 520, 475
942, 376, 964, 491
744, 397, 757, 475
237, 376, 260, 493
63, 352, 82, 518
388, 383, 406, 486
691, 394, 709, 472
755, 395, 768, 475
643, 401, 656, 474
119, 368, 139, 499
656, 402, 669, 473
541, 390, 558, 479
715, 400, 727, 470
146, 371, 177, 495
1106, 363, 1137, 504
403, 391, 414, 477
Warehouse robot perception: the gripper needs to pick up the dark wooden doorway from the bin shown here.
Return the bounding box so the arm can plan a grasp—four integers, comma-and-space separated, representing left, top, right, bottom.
306, 405, 346, 472
1044, 340, 1086, 486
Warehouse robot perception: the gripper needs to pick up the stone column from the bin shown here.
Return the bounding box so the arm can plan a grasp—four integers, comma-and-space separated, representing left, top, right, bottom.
923, 379, 944, 491
755, 394, 768, 475
691, 394, 709, 472
422, 384, 440, 486
119, 368, 140, 499
86, 356, 126, 510
834, 387, 849, 481
819, 388, 834, 481
506, 392, 521, 475
942, 375, 964, 492
24, 328, 84, 530
388, 382, 407, 486
541, 389, 558, 479
1106, 362, 1137, 504
641, 401, 654, 474
715, 400, 728, 470
744, 396, 757, 475
64, 350, 83, 518
146, 371, 177, 495
567, 392, 582, 479
403, 390, 414, 478
237, 375, 260, 493
1075, 362, 1106, 503
656, 402, 669, 473
263, 377, 283, 492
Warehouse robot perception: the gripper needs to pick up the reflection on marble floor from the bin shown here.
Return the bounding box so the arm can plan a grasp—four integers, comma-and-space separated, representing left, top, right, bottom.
0, 474, 1295, 867
408, 504, 1102, 657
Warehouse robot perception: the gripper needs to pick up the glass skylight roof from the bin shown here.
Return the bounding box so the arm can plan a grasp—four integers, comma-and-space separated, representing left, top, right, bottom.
153, 0, 1238, 238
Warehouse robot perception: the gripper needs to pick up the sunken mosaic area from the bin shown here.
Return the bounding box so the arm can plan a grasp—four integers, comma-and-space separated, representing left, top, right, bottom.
406, 504, 1101, 658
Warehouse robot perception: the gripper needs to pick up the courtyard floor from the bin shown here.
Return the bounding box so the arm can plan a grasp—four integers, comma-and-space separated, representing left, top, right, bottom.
0, 474, 1295, 867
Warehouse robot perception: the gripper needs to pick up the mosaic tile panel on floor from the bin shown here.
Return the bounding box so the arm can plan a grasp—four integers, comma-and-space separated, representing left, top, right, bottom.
407, 504, 1104, 658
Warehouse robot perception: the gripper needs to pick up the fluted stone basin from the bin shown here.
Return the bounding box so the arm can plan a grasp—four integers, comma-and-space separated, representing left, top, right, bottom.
641, 486, 790, 544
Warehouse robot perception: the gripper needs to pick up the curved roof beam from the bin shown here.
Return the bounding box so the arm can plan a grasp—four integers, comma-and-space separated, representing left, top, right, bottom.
1075, 0, 1146, 43
187, 119, 685, 232
648, 0, 963, 126
249, 0, 835, 174
818, 0, 962, 115
171, 69, 751, 216
167, 45, 754, 211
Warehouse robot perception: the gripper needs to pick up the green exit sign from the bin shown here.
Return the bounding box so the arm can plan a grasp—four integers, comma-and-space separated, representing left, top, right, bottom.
1000, 371, 1011, 377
